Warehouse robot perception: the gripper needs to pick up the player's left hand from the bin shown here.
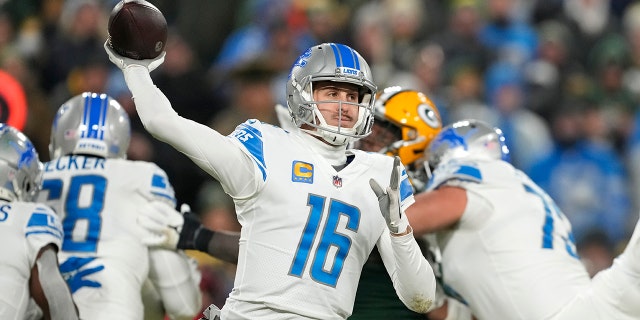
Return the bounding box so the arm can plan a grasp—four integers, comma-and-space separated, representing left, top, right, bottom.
369, 156, 410, 235
104, 40, 165, 72
137, 200, 183, 250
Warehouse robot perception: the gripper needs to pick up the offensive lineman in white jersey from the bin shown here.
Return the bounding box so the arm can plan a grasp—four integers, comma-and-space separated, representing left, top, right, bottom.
37, 92, 201, 319
0, 124, 79, 320
407, 119, 640, 319
105, 41, 436, 319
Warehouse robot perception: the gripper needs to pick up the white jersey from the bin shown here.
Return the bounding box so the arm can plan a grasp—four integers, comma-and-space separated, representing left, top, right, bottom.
37, 155, 176, 319
224, 121, 421, 319
0, 201, 63, 319
123, 65, 435, 320
427, 158, 640, 319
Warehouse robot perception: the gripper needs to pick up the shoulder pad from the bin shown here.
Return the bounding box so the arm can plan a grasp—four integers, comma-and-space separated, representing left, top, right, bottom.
149, 169, 176, 204
229, 119, 268, 181
426, 159, 483, 191
26, 205, 64, 250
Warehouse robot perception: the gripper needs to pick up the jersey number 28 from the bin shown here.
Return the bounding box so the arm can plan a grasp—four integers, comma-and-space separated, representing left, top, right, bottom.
42, 175, 106, 252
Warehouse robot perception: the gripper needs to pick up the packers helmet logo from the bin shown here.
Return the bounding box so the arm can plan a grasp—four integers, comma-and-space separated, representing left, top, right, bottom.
418, 103, 441, 129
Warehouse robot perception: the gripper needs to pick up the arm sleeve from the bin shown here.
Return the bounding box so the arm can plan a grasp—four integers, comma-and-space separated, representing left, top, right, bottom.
26, 206, 63, 263
196, 228, 240, 264
32, 246, 79, 320
148, 248, 202, 319
123, 65, 259, 198
377, 230, 437, 314
178, 212, 240, 263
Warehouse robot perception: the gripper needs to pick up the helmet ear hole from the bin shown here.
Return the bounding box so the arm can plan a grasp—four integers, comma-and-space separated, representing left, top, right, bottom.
21, 179, 35, 201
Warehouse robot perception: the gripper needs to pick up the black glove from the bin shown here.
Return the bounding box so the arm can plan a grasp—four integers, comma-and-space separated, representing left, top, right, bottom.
176, 211, 204, 250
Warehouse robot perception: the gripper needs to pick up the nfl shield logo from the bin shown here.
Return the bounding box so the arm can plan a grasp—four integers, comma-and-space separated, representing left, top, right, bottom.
332, 175, 342, 188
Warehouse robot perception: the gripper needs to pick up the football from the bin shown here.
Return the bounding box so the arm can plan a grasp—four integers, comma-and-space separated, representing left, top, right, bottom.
107, 0, 167, 60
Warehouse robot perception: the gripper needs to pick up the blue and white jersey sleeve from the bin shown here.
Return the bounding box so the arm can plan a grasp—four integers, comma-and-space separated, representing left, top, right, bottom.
123, 66, 259, 199
25, 205, 63, 262
225, 119, 278, 190
0, 202, 63, 319
145, 164, 176, 206
425, 159, 483, 192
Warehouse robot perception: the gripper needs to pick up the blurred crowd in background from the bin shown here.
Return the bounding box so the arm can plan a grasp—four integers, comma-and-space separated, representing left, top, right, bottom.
2, 0, 640, 310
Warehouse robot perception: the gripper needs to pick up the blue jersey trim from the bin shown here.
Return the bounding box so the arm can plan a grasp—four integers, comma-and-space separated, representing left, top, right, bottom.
426, 162, 483, 190
150, 174, 175, 203
400, 170, 414, 201
454, 165, 482, 181
26, 212, 63, 240
59, 257, 105, 293
26, 229, 63, 239
235, 122, 267, 181
151, 191, 177, 204
152, 174, 169, 189
27, 211, 55, 227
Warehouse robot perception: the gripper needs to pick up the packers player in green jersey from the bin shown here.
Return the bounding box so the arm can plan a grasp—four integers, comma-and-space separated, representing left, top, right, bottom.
351, 86, 442, 319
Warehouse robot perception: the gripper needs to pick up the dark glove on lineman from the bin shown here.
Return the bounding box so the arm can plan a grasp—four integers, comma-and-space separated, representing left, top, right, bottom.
176, 206, 206, 250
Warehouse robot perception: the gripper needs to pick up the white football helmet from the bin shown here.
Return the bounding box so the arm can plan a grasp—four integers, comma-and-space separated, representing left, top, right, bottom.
426, 119, 510, 176
286, 43, 377, 145
50, 92, 131, 159
0, 124, 43, 202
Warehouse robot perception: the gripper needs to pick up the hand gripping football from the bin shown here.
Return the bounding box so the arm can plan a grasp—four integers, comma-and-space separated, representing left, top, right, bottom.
107, 0, 167, 60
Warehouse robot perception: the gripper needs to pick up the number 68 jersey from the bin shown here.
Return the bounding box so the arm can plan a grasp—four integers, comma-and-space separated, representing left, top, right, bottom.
37, 155, 176, 319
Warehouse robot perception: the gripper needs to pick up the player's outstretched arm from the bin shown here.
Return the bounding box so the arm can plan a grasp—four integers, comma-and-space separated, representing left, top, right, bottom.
405, 186, 468, 237
375, 221, 437, 314
30, 244, 79, 320
105, 42, 259, 198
